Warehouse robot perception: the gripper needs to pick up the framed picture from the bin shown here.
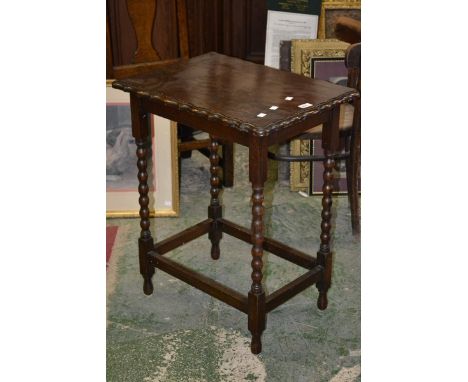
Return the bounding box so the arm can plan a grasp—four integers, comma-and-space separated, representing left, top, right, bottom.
318, 0, 361, 39
290, 38, 349, 77
106, 80, 179, 217
311, 57, 348, 85
289, 39, 349, 193
279, 40, 292, 72
309, 56, 350, 195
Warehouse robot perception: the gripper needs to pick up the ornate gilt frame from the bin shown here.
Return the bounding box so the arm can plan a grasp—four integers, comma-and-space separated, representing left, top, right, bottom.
318, 0, 361, 39
106, 80, 180, 217
290, 39, 350, 192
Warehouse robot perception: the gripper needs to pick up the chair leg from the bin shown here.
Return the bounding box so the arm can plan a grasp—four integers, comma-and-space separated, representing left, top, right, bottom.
345, 136, 354, 206
348, 150, 360, 234
349, 103, 361, 235
345, 136, 359, 235
222, 142, 234, 187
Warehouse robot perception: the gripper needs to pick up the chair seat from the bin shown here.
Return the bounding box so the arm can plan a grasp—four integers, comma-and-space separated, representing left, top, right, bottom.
299, 103, 354, 139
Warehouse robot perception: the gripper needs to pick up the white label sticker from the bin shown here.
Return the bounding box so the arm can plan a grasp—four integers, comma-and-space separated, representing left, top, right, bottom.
298, 103, 313, 109
269, 105, 278, 110
257, 113, 267, 118
285, 96, 294, 101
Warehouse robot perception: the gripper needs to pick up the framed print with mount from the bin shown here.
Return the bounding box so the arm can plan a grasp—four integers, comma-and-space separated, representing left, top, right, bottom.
264, 0, 321, 69
106, 80, 179, 217
318, 0, 361, 39
289, 39, 349, 193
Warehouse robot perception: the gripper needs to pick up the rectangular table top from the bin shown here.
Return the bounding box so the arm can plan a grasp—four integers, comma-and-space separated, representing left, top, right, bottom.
112, 52, 358, 137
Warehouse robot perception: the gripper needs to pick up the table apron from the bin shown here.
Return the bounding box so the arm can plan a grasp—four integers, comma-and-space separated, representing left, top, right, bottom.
141, 97, 250, 146
266, 109, 330, 146
139, 97, 342, 150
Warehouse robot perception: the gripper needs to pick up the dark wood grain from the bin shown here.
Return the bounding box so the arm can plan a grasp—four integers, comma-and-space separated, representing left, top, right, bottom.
108, 0, 268, 69
126, 0, 160, 63
112, 59, 180, 79
113, 53, 358, 139
186, 0, 223, 57
176, 0, 190, 58
108, 0, 179, 66
223, 0, 267, 63
244, 0, 267, 63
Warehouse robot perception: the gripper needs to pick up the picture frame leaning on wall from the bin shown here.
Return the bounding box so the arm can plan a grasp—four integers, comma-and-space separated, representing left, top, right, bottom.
289, 39, 350, 193
318, 0, 361, 39
106, 80, 179, 217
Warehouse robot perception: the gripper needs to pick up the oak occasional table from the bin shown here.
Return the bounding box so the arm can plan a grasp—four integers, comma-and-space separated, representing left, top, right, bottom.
112, 52, 359, 354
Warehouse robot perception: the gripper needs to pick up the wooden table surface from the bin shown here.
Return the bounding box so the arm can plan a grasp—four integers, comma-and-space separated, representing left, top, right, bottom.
112, 52, 358, 139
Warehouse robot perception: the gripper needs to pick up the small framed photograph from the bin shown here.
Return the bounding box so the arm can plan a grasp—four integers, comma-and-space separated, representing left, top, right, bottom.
106, 80, 179, 217
318, 1, 361, 39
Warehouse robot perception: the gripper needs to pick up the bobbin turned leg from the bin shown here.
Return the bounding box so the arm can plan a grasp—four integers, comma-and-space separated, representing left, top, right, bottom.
316, 150, 335, 309
131, 95, 155, 295
208, 136, 223, 260
248, 139, 267, 354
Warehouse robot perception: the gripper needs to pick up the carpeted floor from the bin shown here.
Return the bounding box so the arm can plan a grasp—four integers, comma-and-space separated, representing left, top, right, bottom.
107, 226, 118, 270
106, 143, 360, 382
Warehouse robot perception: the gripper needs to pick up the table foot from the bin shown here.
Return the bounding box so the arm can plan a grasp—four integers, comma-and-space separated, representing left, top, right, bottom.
251, 334, 262, 354
139, 237, 155, 296
317, 291, 328, 310
143, 278, 154, 295
248, 291, 266, 355
211, 243, 220, 260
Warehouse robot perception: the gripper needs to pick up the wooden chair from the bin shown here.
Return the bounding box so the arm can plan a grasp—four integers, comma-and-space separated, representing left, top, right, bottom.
108, 0, 234, 187
334, 16, 361, 44
269, 43, 361, 234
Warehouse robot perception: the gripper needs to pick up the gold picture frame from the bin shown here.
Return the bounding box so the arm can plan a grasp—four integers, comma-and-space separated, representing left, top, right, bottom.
106, 80, 180, 217
318, 0, 361, 39
290, 39, 349, 192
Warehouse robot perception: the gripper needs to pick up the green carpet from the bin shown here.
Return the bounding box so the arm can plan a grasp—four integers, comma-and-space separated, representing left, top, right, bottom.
107, 143, 360, 382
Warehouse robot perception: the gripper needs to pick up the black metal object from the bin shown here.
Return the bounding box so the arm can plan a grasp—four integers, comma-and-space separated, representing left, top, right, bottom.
267, 150, 349, 162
